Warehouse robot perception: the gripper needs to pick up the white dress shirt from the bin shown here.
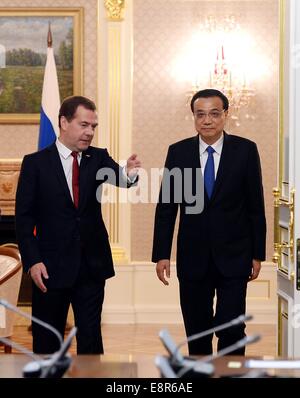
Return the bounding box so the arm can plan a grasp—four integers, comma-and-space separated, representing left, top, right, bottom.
56, 139, 82, 201
199, 133, 224, 178
56, 139, 137, 202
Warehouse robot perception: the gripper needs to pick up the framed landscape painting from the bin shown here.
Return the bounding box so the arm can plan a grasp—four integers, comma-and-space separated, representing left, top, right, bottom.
0, 8, 83, 124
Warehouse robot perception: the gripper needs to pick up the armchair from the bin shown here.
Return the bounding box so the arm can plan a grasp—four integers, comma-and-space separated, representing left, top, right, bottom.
0, 246, 22, 353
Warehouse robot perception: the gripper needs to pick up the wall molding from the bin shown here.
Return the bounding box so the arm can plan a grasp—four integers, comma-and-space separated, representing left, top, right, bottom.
16, 261, 277, 326
101, 261, 277, 324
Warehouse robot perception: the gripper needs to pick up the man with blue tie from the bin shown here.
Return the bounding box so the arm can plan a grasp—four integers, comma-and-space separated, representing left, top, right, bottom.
152, 89, 266, 355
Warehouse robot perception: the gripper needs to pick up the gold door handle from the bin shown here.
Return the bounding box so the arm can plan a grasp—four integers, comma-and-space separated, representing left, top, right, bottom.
273, 188, 295, 264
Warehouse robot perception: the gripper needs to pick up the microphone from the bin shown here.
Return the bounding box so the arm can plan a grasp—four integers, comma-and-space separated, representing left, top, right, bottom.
159, 328, 214, 376
177, 334, 261, 378
195, 334, 260, 366
0, 299, 77, 378
158, 314, 253, 378
23, 326, 77, 378
155, 355, 178, 378
159, 315, 253, 376
173, 314, 252, 364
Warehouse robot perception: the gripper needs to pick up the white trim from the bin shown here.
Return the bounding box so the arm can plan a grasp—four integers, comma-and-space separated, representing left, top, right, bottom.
16, 261, 276, 326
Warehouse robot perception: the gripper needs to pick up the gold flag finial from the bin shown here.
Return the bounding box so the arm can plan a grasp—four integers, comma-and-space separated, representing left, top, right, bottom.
47, 22, 53, 48
104, 0, 125, 21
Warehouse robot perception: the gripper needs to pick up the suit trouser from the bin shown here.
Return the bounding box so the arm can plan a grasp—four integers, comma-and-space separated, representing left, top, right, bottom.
179, 256, 248, 356
31, 254, 105, 355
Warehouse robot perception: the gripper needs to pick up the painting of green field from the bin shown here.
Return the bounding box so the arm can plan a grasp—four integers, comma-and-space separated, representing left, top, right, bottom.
0, 66, 72, 113
0, 15, 75, 114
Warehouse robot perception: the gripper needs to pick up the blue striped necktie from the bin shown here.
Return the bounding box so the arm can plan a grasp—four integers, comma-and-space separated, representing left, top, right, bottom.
204, 146, 215, 199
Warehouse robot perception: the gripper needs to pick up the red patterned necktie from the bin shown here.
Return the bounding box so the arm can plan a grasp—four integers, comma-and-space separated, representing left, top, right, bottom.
71, 151, 79, 208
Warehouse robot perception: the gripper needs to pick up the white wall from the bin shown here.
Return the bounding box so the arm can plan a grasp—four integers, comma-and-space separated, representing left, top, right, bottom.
102, 261, 277, 325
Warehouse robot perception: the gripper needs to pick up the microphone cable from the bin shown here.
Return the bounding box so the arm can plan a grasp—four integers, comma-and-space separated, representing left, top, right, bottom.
0, 299, 63, 346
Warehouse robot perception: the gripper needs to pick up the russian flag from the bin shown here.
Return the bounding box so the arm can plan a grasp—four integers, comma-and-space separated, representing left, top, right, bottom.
38, 41, 60, 150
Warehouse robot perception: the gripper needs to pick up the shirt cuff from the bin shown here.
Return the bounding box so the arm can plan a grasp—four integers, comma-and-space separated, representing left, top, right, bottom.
122, 166, 138, 183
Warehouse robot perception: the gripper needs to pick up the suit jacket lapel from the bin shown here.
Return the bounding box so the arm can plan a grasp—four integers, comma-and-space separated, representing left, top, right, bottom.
190, 135, 210, 204
210, 131, 231, 201
47, 144, 74, 207
79, 148, 92, 209
191, 135, 201, 169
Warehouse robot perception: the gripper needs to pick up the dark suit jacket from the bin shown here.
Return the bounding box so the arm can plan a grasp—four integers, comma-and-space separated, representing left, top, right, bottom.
16, 143, 133, 289
152, 132, 266, 281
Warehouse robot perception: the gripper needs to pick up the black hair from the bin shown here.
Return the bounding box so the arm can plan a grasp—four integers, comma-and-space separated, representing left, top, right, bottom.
190, 89, 229, 112
58, 96, 96, 128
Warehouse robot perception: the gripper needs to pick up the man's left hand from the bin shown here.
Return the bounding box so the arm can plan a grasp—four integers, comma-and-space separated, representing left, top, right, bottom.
249, 259, 261, 281
126, 154, 141, 178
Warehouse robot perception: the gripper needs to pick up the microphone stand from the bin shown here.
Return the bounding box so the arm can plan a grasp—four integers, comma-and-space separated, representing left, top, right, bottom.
0, 299, 76, 378
0, 335, 40, 360
176, 334, 261, 378
39, 326, 77, 378
158, 314, 253, 377
171, 314, 253, 366
0, 299, 63, 345
159, 328, 214, 377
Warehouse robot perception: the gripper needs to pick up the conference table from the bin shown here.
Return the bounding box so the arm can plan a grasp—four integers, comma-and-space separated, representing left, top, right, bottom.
1, 353, 300, 378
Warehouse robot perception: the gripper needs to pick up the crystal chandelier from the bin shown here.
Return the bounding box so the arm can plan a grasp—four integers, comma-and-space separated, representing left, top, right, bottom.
209, 44, 255, 127
184, 15, 256, 127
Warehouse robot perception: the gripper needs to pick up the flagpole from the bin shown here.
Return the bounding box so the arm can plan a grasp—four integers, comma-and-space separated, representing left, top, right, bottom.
38, 23, 60, 150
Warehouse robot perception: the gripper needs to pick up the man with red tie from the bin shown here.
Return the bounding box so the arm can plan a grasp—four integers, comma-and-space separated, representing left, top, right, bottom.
16, 96, 141, 354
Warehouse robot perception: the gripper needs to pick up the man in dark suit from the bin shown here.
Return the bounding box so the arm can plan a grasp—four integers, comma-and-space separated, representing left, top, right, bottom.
16, 96, 141, 354
152, 89, 266, 355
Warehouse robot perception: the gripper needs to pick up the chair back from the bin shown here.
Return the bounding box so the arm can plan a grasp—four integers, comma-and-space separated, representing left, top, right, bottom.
0, 246, 22, 350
